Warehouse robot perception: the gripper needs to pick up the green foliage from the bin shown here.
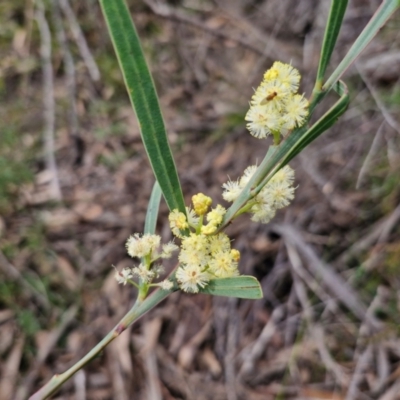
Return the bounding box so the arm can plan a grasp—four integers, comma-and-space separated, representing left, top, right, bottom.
200, 276, 263, 299
0, 127, 33, 212
97, 150, 128, 171
387, 88, 400, 106
0, 280, 21, 307
17, 309, 41, 336
99, 0, 186, 214
24, 221, 46, 252
323, 0, 400, 92
315, 0, 348, 86
144, 181, 162, 235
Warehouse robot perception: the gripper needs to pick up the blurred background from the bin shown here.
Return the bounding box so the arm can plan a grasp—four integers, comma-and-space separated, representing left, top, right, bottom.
1, 0, 400, 399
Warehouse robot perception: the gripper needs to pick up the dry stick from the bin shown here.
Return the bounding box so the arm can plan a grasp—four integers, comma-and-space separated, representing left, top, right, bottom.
345, 344, 374, 400
106, 343, 129, 400
143, 352, 162, 400
356, 64, 400, 136
225, 298, 238, 400
286, 243, 347, 387
16, 305, 78, 400
52, 0, 79, 141
143, 0, 294, 62
239, 304, 285, 377
35, 0, 62, 202
347, 286, 389, 400
284, 286, 300, 347
73, 370, 86, 400
0, 336, 25, 400
373, 342, 391, 395
299, 153, 356, 214
335, 202, 400, 265
141, 319, 163, 400
285, 240, 333, 305
58, 0, 100, 82
356, 122, 385, 189
379, 379, 400, 400
272, 224, 381, 330
376, 203, 400, 244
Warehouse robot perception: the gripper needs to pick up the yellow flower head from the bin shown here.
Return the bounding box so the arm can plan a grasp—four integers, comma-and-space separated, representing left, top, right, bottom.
176, 264, 210, 293
245, 61, 308, 139
206, 204, 226, 226
169, 209, 189, 237
222, 164, 295, 224
208, 250, 239, 278
282, 94, 309, 130
209, 233, 231, 254
192, 193, 212, 216
201, 224, 218, 235
126, 233, 160, 258
161, 242, 179, 259
201, 204, 226, 235
221, 179, 241, 202
231, 249, 240, 262
264, 61, 300, 93
179, 233, 210, 268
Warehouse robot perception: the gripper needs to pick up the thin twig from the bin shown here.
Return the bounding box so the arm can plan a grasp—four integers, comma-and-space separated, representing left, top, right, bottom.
356, 122, 385, 189
356, 63, 400, 136
273, 224, 381, 330
287, 243, 347, 386
52, 0, 79, 141
345, 344, 373, 400
347, 286, 390, 400
143, 0, 294, 62
239, 305, 285, 377
141, 319, 163, 400
73, 370, 86, 400
58, 0, 100, 82
225, 298, 238, 400
35, 0, 62, 201
335, 202, 400, 265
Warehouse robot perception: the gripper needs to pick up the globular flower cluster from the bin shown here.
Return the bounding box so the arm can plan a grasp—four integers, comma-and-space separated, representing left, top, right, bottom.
222, 165, 295, 224
169, 194, 241, 293
245, 61, 309, 139
115, 61, 304, 298
115, 233, 177, 289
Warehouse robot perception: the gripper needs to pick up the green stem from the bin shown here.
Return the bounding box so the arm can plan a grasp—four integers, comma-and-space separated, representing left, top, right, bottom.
216, 145, 278, 232
29, 287, 174, 400
138, 282, 149, 302
234, 200, 257, 217
128, 279, 139, 289
272, 131, 281, 146
196, 215, 204, 234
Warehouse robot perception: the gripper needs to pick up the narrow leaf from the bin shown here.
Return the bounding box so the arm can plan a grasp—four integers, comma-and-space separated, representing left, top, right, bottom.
323, 0, 399, 91
315, 0, 348, 86
144, 181, 162, 234
200, 276, 263, 299
99, 0, 186, 214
